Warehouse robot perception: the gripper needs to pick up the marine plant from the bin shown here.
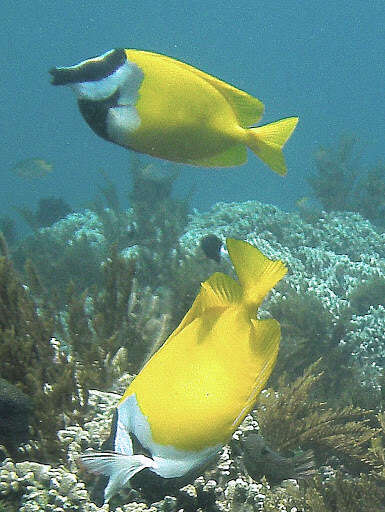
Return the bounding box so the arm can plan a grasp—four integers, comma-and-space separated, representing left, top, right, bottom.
308, 135, 359, 212
255, 361, 380, 473
12, 228, 104, 304
0, 378, 32, 458
87, 170, 135, 250
35, 196, 73, 228
0, 233, 8, 260
15, 196, 72, 231
0, 240, 174, 467
0, 255, 84, 462
58, 244, 171, 389
128, 160, 191, 289
0, 216, 16, 246
268, 282, 360, 404
348, 274, 385, 315
308, 136, 385, 230
354, 163, 385, 229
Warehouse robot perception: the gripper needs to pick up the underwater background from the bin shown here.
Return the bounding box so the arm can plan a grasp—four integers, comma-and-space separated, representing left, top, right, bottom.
1, 0, 384, 223
1, 1, 385, 511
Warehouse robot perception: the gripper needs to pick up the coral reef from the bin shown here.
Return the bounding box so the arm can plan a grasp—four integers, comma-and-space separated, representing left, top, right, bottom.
1, 192, 385, 510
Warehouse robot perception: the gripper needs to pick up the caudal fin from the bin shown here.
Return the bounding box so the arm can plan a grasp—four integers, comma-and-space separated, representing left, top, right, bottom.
246, 117, 299, 175
226, 238, 287, 307
78, 452, 154, 503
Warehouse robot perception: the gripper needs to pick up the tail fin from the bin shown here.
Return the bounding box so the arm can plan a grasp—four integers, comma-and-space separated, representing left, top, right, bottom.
226, 238, 287, 307
78, 452, 154, 503
246, 117, 299, 175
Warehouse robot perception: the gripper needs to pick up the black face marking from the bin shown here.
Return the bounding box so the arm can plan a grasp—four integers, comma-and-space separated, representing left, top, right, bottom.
77, 89, 120, 142
49, 48, 126, 86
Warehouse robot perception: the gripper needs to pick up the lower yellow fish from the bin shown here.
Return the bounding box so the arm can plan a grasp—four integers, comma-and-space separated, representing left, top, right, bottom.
50, 49, 298, 175
79, 239, 287, 502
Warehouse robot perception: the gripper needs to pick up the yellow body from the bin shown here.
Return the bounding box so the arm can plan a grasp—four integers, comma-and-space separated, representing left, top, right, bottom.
123, 50, 298, 173
120, 238, 287, 451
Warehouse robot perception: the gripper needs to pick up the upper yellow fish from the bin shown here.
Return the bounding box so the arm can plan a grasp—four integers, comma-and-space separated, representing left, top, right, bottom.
50, 49, 298, 175
79, 239, 287, 502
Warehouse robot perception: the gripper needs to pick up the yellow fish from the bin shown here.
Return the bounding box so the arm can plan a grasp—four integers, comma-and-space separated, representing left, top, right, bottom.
79, 238, 287, 502
50, 49, 298, 175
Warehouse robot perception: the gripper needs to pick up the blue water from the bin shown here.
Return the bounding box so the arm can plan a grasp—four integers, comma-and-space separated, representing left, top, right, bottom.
1, 0, 384, 231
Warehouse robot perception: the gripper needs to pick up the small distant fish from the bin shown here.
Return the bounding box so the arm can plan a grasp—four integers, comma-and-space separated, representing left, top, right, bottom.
12, 158, 53, 179
295, 196, 309, 209
78, 239, 287, 504
240, 433, 315, 484
200, 234, 223, 262
50, 49, 298, 175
